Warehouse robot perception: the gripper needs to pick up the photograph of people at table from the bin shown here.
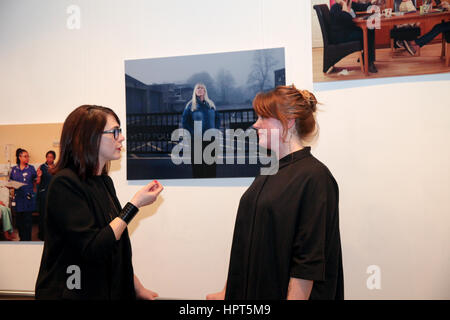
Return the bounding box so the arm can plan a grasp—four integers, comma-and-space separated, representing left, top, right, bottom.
312, 0, 450, 82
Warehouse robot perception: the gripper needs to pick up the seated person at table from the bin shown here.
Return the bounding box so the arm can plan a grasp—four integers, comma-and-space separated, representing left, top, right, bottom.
393, 0, 421, 56
404, 1, 450, 53
399, 0, 416, 12
431, 0, 450, 10
440, 0, 450, 10
330, 0, 379, 73
411, 21, 450, 49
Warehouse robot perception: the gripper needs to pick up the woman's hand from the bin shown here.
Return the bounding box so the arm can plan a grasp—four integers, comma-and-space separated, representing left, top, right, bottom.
36, 168, 42, 188
136, 287, 159, 300
130, 180, 163, 209
134, 275, 159, 300
206, 289, 225, 300
342, 0, 350, 12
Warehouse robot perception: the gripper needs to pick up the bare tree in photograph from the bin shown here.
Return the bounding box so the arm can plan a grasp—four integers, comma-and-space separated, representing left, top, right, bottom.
247, 51, 278, 95
216, 69, 236, 105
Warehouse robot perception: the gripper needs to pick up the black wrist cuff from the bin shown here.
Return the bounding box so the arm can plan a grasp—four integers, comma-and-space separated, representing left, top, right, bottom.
119, 202, 139, 224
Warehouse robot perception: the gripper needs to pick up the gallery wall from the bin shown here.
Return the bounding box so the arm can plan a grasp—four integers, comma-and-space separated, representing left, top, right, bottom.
0, 123, 62, 165
0, 0, 449, 299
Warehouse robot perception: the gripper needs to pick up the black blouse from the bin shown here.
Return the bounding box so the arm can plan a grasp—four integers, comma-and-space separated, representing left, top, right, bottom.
329, 2, 371, 43
35, 168, 136, 300
225, 147, 344, 300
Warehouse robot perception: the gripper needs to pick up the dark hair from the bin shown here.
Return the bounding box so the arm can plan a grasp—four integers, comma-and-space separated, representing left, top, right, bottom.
252, 84, 319, 141
15, 148, 27, 166
54, 105, 121, 180
45, 150, 56, 159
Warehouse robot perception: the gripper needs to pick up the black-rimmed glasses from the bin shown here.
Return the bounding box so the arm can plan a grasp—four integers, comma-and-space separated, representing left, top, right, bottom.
102, 128, 122, 140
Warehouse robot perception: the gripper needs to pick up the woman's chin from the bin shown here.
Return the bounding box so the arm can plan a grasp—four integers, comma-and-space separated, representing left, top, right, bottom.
110, 152, 121, 161
258, 141, 269, 150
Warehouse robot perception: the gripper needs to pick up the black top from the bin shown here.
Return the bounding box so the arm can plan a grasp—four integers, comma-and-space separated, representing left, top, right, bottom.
38, 163, 53, 193
329, 2, 371, 43
35, 168, 136, 300
225, 147, 344, 300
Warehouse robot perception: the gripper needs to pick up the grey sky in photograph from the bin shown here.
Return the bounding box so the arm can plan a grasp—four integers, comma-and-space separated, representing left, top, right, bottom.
125, 47, 285, 87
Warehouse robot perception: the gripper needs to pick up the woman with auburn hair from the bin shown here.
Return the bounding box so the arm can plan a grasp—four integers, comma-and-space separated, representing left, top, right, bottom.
35, 105, 163, 300
181, 83, 220, 178
207, 85, 343, 300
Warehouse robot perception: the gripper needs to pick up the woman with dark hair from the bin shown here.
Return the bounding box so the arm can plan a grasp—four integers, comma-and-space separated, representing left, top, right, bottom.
35, 105, 164, 300
36, 150, 56, 240
207, 85, 343, 300
9, 148, 38, 241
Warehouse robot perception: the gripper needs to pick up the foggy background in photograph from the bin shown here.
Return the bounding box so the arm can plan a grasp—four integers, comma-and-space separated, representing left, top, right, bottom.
125, 48, 285, 114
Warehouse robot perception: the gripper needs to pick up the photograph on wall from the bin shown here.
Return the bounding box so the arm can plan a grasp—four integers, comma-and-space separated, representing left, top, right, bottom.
311, 0, 450, 83
125, 47, 286, 180
0, 123, 62, 242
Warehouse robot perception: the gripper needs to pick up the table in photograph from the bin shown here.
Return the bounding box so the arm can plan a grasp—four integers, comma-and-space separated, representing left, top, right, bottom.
353, 10, 450, 75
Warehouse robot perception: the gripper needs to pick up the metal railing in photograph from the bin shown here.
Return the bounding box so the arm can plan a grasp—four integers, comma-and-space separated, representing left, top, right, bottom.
127, 108, 257, 155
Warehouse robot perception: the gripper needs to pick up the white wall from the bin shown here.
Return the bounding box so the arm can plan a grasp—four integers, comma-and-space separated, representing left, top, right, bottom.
1, 0, 449, 299
314, 76, 450, 299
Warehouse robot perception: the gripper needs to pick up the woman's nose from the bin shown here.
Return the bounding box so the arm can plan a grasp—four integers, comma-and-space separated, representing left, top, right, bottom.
253, 119, 261, 130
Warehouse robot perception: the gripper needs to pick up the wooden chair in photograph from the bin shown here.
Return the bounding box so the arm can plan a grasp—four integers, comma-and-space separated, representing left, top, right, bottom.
442, 31, 450, 67
313, 4, 364, 73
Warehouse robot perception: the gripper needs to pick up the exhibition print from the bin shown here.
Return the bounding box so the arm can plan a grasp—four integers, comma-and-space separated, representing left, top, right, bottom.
311, 0, 450, 82
0, 123, 62, 242
125, 48, 286, 179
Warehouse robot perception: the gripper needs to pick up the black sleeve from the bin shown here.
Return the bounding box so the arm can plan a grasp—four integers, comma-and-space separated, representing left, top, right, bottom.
47, 175, 117, 263
290, 172, 335, 281
352, 2, 371, 12
103, 175, 122, 212
330, 3, 356, 29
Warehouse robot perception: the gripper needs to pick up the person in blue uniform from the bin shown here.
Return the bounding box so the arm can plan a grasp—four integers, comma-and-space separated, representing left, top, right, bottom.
9, 148, 38, 241
181, 83, 220, 178
207, 85, 343, 300
36, 150, 56, 241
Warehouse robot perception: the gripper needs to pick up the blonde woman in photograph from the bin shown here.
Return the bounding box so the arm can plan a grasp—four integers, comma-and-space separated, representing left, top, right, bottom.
181, 83, 220, 178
